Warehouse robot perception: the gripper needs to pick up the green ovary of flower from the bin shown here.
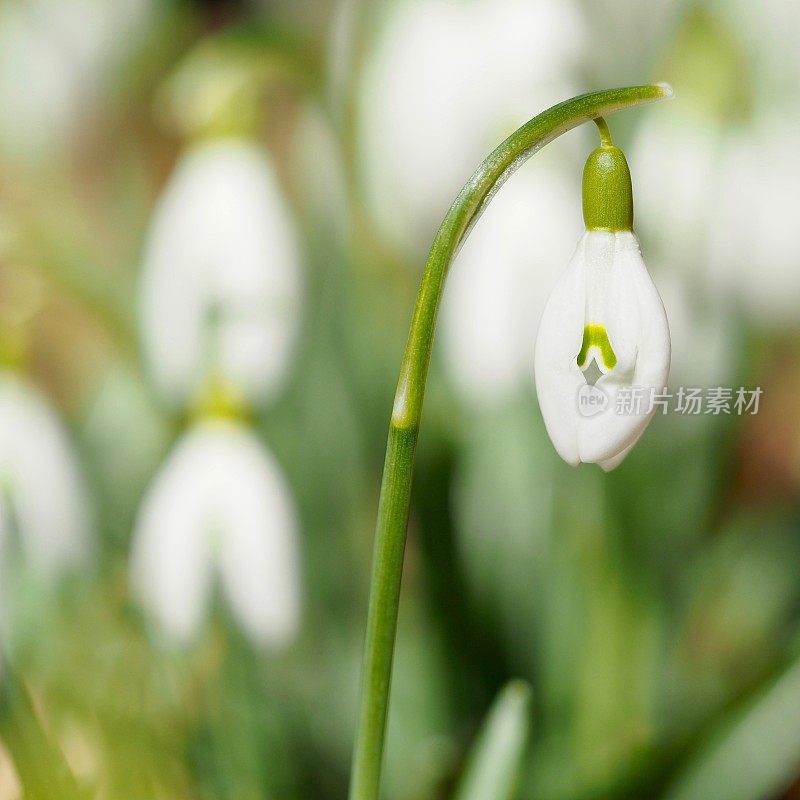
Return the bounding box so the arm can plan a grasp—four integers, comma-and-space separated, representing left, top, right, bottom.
577, 323, 617, 371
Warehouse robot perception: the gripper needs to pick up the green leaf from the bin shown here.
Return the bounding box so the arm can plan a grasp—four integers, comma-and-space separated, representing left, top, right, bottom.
663, 651, 800, 800
0, 659, 86, 800
453, 681, 533, 800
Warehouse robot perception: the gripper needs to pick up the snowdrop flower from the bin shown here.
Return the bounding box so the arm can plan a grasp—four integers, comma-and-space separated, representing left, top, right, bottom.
131, 418, 301, 650
140, 138, 302, 409
0, 370, 91, 575
357, 0, 585, 252
534, 128, 670, 470
0, 0, 152, 164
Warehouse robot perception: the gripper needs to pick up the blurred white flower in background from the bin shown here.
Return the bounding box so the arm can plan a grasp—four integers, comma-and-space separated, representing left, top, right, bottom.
0, 0, 153, 164
579, 0, 681, 86
654, 272, 734, 388
718, 0, 800, 98
358, 0, 586, 253
0, 371, 92, 577
139, 138, 303, 409
630, 2, 800, 330
356, 0, 585, 406
634, 108, 800, 331
135, 127, 304, 650
631, 112, 723, 277
131, 419, 301, 650
440, 160, 580, 406
708, 120, 800, 325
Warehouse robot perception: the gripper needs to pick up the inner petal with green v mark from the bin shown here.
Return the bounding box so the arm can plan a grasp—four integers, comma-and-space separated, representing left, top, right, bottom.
577, 323, 617, 372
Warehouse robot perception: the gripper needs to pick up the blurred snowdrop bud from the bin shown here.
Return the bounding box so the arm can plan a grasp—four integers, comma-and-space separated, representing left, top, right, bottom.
534, 141, 670, 470
441, 159, 579, 406
0, 371, 92, 575
630, 114, 722, 273
140, 139, 302, 409
708, 122, 800, 326
131, 419, 301, 650
0, 0, 152, 164
358, 0, 585, 252
654, 272, 734, 388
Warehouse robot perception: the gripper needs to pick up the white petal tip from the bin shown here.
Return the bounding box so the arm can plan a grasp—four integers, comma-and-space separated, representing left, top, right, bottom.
654, 82, 674, 99
556, 451, 581, 468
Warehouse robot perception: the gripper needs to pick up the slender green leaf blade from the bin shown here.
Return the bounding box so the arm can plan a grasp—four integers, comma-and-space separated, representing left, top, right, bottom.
664, 653, 800, 800
454, 680, 533, 800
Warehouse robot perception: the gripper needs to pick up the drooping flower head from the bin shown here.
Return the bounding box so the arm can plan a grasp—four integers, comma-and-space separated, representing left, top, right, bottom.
139, 138, 302, 410
131, 417, 301, 650
0, 370, 92, 578
534, 122, 670, 470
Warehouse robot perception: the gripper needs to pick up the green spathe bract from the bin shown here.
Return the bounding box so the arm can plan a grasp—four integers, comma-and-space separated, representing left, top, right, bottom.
348, 83, 673, 800
582, 139, 634, 232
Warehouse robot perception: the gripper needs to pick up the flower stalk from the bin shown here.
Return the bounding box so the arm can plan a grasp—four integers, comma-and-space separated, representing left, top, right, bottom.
348, 84, 673, 800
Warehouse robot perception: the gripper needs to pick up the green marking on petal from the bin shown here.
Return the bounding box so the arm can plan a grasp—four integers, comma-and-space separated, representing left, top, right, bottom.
577, 323, 617, 371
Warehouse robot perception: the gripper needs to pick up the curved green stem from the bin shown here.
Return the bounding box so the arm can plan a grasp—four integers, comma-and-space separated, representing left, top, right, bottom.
348, 83, 673, 800
593, 116, 614, 147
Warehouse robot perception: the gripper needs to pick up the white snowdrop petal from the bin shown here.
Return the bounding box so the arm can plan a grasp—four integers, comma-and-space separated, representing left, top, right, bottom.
131, 436, 215, 645
0, 371, 92, 574
441, 163, 580, 406
585, 232, 640, 374
216, 312, 298, 401
534, 236, 588, 465
130, 420, 302, 649
577, 233, 670, 464
215, 434, 301, 649
597, 436, 639, 472
140, 139, 302, 407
